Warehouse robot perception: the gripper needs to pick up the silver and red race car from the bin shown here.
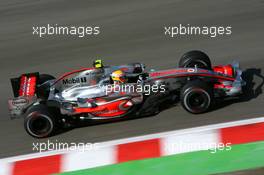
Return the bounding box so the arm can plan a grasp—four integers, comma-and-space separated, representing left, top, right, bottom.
8, 50, 245, 138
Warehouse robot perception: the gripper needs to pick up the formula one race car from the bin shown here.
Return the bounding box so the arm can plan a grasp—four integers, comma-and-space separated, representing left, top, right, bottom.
8, 51, 245, 138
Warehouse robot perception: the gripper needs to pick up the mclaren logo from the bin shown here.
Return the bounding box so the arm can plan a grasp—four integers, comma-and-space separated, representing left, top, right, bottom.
63, 77, 87, 84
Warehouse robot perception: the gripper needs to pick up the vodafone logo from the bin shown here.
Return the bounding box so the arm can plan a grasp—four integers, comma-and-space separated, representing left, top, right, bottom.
187, 68, 195, 73
12, 98, 28, 106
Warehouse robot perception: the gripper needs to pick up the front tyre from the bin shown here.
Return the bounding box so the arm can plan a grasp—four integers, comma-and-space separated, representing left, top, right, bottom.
181, 81, 212, 114
179, 50, 212, 69
24, 104, 57, 138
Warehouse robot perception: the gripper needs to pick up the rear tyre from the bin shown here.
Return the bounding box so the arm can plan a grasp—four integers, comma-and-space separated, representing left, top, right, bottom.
179, 50, 212, 69
36, 74, 55, 99
38, 74, 56, 84
24, 104, 57, 138
180, 80, 212, 114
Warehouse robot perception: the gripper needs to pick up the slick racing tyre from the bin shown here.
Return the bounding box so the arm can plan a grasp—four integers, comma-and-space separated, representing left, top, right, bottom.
24, 104, 57, 138
180, 80, 212, 114
179, 50, 212, 70
36, 74, 55, 99
38, 74, 55, 84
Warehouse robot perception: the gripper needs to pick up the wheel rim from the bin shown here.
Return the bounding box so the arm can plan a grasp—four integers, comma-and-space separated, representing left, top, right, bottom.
27, 113, 53, 137
184, 89, 210, 113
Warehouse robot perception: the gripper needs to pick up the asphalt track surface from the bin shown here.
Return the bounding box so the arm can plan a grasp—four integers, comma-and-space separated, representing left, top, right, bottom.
0, 1, 264, 169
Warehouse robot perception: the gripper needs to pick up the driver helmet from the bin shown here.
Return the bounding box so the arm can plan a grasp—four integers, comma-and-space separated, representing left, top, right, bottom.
93, 59, 103, 68
111, 70, 127, 84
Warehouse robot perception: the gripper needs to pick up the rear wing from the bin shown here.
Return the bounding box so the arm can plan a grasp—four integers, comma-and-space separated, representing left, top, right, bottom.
9, 72, 39, 118
10, 72, 39, 97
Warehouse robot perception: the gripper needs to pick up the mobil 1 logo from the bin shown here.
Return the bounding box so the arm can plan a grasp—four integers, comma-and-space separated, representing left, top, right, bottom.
63, 77, 87, 85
